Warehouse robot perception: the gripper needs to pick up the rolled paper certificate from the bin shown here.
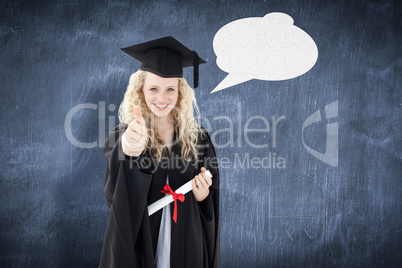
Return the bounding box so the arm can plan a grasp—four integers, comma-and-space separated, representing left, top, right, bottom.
148, 170, 213, 216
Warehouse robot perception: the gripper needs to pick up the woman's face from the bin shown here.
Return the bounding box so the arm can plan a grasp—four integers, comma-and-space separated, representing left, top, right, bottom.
142, 71, 179, 119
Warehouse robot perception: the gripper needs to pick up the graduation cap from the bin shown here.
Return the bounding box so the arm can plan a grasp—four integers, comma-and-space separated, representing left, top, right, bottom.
121, 36, 206, 88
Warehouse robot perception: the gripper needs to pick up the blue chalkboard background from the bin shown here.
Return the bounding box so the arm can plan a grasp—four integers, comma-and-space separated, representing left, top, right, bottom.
0, 0, 400, 267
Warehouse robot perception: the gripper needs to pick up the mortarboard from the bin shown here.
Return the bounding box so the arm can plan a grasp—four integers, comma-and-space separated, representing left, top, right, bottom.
121, 36, 206, 88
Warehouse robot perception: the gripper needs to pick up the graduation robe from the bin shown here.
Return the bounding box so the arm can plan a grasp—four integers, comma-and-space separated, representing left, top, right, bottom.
99, 124, 220, 268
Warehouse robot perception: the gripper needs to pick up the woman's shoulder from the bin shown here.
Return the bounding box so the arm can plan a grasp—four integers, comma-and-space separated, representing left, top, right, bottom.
194, 125, 217, 159
196, 125, 214, 147
197, 124, 209, 139
104, 123, 128, 145
109, 123, 128, 135
116, 123, 128, 131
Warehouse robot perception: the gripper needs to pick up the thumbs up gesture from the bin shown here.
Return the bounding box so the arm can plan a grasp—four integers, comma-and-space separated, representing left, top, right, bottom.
122, 106, 148, 157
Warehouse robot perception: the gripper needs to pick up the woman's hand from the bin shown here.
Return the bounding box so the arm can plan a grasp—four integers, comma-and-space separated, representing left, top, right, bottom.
192, 167, 213, 202
122, 106, 148, 157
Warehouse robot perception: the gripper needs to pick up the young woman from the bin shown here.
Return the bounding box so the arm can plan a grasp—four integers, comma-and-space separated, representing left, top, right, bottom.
99, 37, 220, 268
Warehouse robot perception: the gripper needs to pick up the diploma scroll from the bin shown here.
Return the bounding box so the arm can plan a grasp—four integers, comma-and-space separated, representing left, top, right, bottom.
148, 170, 213, 216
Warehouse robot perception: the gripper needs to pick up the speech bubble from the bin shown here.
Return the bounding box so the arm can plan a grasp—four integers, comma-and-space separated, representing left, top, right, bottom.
211, 12, 318, 93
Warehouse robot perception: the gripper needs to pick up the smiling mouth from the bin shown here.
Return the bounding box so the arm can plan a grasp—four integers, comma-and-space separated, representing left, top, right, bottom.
154, 103, 169, 109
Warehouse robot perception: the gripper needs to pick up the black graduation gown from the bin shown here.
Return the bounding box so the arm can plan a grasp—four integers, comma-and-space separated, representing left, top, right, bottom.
99, 124, 220, 268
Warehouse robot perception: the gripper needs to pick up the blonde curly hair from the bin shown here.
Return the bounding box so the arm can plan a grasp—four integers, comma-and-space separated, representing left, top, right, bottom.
118, 70, 204, 162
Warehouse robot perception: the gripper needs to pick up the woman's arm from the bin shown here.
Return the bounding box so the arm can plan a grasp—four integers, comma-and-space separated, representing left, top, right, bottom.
100, 124, 154, 267
197, 127, 220, 267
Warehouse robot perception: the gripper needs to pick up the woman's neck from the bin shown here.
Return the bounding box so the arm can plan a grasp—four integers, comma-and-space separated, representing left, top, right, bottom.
155, 116, 175, 153
154, 115, 174, 132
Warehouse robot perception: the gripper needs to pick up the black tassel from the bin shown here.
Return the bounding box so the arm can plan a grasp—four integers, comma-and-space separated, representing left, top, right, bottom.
193, 51, 199, 88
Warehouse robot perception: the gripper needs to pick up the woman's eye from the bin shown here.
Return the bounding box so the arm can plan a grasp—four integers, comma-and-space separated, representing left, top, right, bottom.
150, 88, 157, 91
167, 88, 175, 91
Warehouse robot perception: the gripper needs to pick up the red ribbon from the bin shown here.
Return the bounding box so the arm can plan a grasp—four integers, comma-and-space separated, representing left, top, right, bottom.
159, 184, 185, 223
